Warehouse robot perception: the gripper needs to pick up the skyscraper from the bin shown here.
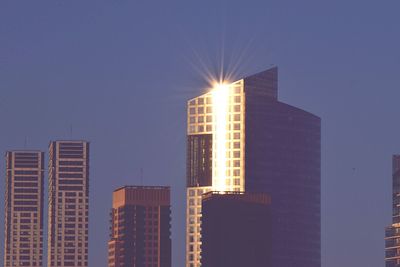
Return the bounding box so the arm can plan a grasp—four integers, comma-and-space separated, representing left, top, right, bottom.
385, 155, 400, 267
107, 186, 171, 267
201, 191, 272, 267
47, 140, 89, 267
186, 67, 321, 267
3, 151, 44, 267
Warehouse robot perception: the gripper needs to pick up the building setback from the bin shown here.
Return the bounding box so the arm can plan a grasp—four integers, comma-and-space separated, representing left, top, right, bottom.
186, 67, 321, 267
108, 186, 171, 267
201, 192, 272, 267
385, 155, 400, 266
3, 151, 44, 267
47, 141, 89, 267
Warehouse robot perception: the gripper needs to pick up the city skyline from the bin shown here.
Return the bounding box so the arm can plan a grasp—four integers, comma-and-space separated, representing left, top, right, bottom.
1, 1, 400, 266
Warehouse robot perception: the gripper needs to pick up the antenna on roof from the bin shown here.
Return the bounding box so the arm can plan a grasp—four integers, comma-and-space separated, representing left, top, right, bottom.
140, 168, 144, 186
70, 124, 73, 138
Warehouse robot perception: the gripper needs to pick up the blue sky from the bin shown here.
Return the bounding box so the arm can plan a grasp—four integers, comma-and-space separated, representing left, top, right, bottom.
1, 1, 400, 266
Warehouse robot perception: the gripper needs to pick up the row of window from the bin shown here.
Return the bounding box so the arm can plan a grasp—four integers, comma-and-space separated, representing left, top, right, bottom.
188, 90, 242, 107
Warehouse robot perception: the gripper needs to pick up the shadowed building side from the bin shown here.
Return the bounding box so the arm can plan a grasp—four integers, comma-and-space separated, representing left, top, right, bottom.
201, 192, 272, 267
108, 186, 171, 267
243, 68, 321, 267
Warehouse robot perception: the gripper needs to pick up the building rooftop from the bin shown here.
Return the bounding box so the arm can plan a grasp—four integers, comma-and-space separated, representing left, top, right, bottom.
202, 191, 271, 205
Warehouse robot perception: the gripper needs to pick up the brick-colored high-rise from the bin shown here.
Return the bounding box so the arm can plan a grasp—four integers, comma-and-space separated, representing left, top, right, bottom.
47, 140, 90, 267
3, 151, 44, 267
108, 186, 171, 267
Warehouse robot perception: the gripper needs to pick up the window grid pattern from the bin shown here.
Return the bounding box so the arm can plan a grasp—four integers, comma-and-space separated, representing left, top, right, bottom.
47, 141, 89, 267
4, 151, 44, 267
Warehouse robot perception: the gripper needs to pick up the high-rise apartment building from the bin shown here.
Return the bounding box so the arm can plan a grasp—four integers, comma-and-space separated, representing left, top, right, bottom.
47, 140, 89, 267
201, 191, 272, 267
3, 151, 44, 267
186, 67, 321, 267
385, 155, 400, 267
107, 186, 171, 267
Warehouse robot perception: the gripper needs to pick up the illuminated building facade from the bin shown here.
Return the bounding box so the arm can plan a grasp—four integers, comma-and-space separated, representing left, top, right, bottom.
3, 151, 44, 267
107, 186, 171, 267
385, 155, 400, 267
186, 67, 321, 267
201, 192, 272, 267
47, 141, 89, 267
186, 79, 245, 266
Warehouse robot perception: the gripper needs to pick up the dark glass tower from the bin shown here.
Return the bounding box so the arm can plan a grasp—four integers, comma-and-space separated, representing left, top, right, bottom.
385, 155, 400, 267
244, 68, 321, 267
201, 192, 272, 267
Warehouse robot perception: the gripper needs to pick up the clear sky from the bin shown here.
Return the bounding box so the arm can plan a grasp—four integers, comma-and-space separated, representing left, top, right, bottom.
1, 1, 400, 266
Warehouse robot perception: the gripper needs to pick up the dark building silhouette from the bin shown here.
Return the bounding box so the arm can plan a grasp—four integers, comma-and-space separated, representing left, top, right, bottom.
385, 155, 400, 266
47, 140, 90, 267
201, 192, 272, 267
3, 151, 44, 267
108, 186, 171, 267
186, 67, 321, 267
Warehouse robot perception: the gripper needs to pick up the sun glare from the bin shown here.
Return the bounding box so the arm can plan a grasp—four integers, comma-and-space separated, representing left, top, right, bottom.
211, 83, 230, 192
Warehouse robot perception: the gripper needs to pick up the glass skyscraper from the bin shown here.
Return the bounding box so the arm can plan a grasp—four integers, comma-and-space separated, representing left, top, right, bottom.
385, 155, 400, 267
186, 67, 321, 267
